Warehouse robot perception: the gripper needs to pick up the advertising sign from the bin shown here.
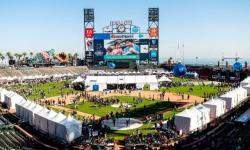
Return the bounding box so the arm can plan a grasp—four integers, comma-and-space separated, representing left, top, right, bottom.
149, 28, 158, 37
85, 28, 94, 38
104, 39, 140, 60
93, 33, 155, 61
85, 38, 94, 51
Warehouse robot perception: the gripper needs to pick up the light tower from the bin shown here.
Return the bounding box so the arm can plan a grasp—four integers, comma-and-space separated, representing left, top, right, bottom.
84, 9, 94, 64
148, 8, 159, 65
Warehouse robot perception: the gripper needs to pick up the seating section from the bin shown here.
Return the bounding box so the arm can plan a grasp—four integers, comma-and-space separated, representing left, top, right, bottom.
0, 66, 88, 78
0, 126, 30, 149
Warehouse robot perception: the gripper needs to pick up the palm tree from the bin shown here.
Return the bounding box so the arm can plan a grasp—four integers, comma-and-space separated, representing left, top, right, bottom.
73, 53, 78, 60
0, 55, 5, 62
22, 52, 27, 59
168, 57, 173, 66
6, 52, 13, 60
30, 52, 33, 59
22, 52, 27, 63
0, 53, 3, 60
68, 53, 72, 62
18, 54, 22, 62
14, 53, 18, 61
73, 53, 79, 66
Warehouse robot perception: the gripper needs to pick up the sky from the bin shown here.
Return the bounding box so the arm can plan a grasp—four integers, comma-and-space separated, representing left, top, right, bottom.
0, 0, 250, 61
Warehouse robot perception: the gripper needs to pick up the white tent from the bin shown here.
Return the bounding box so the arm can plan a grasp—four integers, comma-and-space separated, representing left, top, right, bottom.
158, 75, 172, 82
22, 102, 36, 123
243, 84, 250, 95
19, 100, 31, 120
0, 88, 9, 103
145, 75, 159, 90
26, 103, 43, 125
195, 104, 210, 126
34, 107, 50, 132
72, 76, 85, 83
203, 99, 226, 119
220, 91, 238, 109
234, 87, 248, 103
174, 108, 200, 134
240, 77, 250, 86
57, 115, 82, 142
4, 91, 24, 109
47, 112, 67, 138
15, 99, 27, 118
85, 75, 159, 91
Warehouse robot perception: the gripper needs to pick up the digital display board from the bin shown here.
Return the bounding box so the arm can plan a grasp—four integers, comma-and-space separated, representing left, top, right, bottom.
93, 33, 155, 61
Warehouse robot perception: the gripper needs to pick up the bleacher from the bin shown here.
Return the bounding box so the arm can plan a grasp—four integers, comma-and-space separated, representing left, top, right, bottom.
0, 125, 32, 149
0, 66, 88, 78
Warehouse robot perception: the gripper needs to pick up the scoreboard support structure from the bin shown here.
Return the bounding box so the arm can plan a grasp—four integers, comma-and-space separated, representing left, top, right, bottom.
148, 8, 159, 65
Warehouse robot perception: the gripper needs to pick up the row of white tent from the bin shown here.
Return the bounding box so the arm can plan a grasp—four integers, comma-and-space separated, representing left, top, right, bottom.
85, 75, 159, 91
174, 85, 249, 134
0, 73, 74, 81
73, 75, 172, 84
0, 88, 82, 143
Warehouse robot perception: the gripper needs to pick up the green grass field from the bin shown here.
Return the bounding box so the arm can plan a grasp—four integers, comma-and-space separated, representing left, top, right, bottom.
160, 84, 228, 98
66, 96, 175, 118
171, 77, 203, 82
8, 81, 76, 100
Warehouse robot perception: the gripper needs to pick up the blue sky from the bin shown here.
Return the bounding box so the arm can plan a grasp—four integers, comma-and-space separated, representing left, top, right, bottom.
0, 0, 250, 61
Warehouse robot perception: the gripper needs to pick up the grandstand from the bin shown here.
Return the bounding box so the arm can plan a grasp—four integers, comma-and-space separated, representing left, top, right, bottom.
0, 114, 33, 149
0, 66, 88, 78
0, 125, 32, 149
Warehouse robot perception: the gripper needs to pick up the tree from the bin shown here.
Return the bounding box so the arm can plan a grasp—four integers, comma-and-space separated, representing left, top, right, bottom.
0, 55, 5, 61
18, 54, 22, 61
0, 53, 3, 60
73, 53, 78, 59
22, 52, 27, 63
22, 52, 27, 59
14, 53, 18, 61
6, 52, 13, 60
68, 53, 72, 63
30, 52, 33, 58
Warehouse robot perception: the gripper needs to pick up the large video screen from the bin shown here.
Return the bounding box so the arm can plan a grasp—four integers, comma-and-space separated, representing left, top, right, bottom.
93, 33, 157, 61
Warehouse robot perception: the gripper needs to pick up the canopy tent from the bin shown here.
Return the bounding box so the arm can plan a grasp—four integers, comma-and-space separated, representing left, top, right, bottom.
15, 99, 26, 118
0, 88, 9, 103
47, 112, 67, 138
240, 77, 250, 86
220, 91, 238, 109
22, 102, 36, 123
18, 100, 31, 120
57, 115, 82, 142
4, 91, 25, 109
203, 99, 226, 119
34, 108, 50, 132
234, 87, 248, 103
174, 108, 200, 134
1, 88, 82, 143
243, 84, 250, 95
72, 76, 85, 83
85, 75, 159, 91
26, 103, 43, 125
195, 104, 210, 126
158, 75, 172, 82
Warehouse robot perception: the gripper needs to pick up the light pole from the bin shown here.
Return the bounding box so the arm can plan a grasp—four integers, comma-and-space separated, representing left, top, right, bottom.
195, 56, 198, 66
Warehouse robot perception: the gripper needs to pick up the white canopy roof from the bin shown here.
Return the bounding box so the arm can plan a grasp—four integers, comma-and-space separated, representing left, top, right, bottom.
158, 75, 172, 82
72, 76, 85, 83
85, 75, 158, 85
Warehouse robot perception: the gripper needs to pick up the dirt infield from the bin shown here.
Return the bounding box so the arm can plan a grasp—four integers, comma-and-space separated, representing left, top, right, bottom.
44, 90, 204, 120
87, 90, 204, 105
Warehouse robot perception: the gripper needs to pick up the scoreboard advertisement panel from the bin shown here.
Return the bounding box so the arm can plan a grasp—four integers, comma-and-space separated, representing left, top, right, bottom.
93, 33, 157, 61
